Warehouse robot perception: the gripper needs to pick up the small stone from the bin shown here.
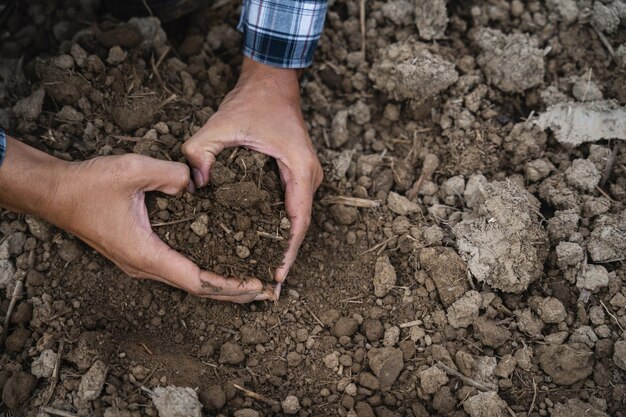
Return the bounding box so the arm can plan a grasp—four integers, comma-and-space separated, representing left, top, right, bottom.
373, 256, 396, 298
323, 351, 340, 370
190, 213, 209, 237
31, 349, 58, 378
572, 79, 603, 101
130, 365, 150, 380
383, 326, 400, 347
418, 365, 448, 395
219, 342, 245, 365
56, 105, 84, 122
473, 316, 512, 348
358, 372, 380, 390
345, 382, 357, 396
240, 325, 268, 345
57, 239, 83, 263
565, 159, 601, 192
1, 371, 37, 409
529, 296, 567, 324
25, 216, 51, 241
13, 89, 45, 121
332, 317, 359, 338
330, 204, 358, 225
77, 360, 108, 402
151, 386, 202, 417
494, 354, 516, 378
463, 392, 508, 417
286, 352, 304, 367
236, 245, 250, 259
577, 264, 609, 292
538, 343, 593, 385
525, 159, 555, 182
441, 176, 465, 196
0, 259, 16, 289
419, 247, 470, 307
555, 242, 584, 267
107, 46, 127, 64
280, 217, 291, 230
610, 293, 626, 308
387, 192, 421, 215
367, 347, 404, 391
447, 290, 482, 328
282, 395, 301, 415
362, 319, 384, 341
613, 340, 626, 371
154, 121, 169, 134
422, 225, 444, 246
233, 409, 260, 417
199, 385, 226, 410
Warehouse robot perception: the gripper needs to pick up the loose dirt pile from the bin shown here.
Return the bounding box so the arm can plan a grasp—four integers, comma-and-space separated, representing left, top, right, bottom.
1, 0, 626, 417
151, 148, 288, 281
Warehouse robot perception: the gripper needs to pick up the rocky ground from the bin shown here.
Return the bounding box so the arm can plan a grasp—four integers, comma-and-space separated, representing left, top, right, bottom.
1, 0, 626, 416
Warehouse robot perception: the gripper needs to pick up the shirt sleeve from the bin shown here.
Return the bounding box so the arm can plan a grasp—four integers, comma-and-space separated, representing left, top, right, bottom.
0, 129, 6, 167
238, 0, 327, 69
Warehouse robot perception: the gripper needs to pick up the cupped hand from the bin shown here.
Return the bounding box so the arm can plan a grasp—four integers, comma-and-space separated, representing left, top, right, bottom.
49, 153, 275, 303
182, 57, 323, 289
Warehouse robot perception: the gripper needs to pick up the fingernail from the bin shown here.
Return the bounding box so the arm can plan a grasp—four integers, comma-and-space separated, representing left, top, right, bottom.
254, 293, 270, 301
187, 180, 196, 193
192, 168, 204, 188
274, 283, 282, 300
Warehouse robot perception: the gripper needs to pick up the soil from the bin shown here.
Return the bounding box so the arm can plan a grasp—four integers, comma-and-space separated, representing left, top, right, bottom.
149, 148, 289, 281
1, 1, 626, 417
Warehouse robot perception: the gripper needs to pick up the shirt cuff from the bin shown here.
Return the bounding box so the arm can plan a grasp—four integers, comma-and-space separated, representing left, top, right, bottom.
238, 0, 327, 69
0, 129, 6, 167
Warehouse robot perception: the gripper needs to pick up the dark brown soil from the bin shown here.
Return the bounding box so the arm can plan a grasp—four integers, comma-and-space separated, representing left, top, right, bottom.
150, 148, 289, 281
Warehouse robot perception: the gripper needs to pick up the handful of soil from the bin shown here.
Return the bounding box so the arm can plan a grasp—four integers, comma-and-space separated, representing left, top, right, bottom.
150, 148, 289, 282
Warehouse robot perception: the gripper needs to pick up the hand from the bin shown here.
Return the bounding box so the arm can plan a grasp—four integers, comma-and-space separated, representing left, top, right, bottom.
182, 57, 323, 289
0, 137, 275, 303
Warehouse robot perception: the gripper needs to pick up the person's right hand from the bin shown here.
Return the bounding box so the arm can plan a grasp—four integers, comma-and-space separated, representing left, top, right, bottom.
0, 137, 275, 303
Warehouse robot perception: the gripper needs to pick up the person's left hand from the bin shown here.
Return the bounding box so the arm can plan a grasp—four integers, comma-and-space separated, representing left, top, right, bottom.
183, 57, 323, 294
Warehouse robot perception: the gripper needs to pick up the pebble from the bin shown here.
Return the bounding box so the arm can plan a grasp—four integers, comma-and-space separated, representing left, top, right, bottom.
130, 365, 150, 380
446, 290, 482, 328
31, 349, 58, 378
77, 360, 108, 403
330, 204, 359, 225
613, 340, 626, 371
236, 245, 250, 259
57, 239, 83, 263
233, 409, 260, 417
13, 89, 45, 121
367, 347, 404, 391
151, 386, 202, 417
344, 383, 357, 396
154, 121, 170, 134
418, 365, 448, 395
190, 214, 209, 237
1, 371, 37, 409
199, 385, 226, 411
331, 317, 358, 338
383, 326, 400, 347
286, 352, 304, 367
463, 392, 509, 417
362, 319, 384, 342
323, 351, 340, 370
281, 395, 301, 415
240, 325, 269, 345
24, 216, 51, 242
107, 46, 128, 64
219, 342, 245, 365
373, 256, 396, 298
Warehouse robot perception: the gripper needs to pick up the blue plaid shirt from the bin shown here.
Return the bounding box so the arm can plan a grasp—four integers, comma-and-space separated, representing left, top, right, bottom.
0, 129, 5, 168
238, 0, 327, 68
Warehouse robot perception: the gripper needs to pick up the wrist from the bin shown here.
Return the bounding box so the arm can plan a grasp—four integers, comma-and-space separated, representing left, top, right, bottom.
239, 56, 301, 102
0, 136, 71, 220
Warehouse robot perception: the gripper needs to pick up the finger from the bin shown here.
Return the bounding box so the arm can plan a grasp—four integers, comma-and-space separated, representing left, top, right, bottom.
142, 233, 272, 300
181, 125, 225, 188
133, 156, 191, 195
274, 166, 314, 283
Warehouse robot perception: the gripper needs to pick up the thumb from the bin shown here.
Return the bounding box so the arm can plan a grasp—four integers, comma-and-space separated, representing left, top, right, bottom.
182, 124, 226, 188
135, 156, 192, 195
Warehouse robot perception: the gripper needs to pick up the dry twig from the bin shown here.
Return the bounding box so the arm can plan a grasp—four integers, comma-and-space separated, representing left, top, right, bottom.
39, 407, 80, 417
151, 216, 197, 227
256, 230, 284, 241
600, 300, 625, 332
233, 384, 278, 406
436, 361, 496, 392
320, 195, 381, 208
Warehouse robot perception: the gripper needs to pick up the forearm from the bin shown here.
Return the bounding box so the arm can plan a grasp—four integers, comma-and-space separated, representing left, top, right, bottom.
0, 135, 68, 219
